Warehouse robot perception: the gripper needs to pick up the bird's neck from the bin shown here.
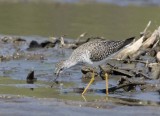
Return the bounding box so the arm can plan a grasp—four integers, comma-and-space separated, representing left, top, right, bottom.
64, 59, 77, 69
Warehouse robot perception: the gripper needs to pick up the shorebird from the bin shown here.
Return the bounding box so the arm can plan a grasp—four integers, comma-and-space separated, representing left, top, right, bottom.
54, 37, 134, 95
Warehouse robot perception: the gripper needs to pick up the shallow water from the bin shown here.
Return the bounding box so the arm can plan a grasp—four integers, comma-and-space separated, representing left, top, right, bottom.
0, 35, 160, 115
0, 1, 160, 115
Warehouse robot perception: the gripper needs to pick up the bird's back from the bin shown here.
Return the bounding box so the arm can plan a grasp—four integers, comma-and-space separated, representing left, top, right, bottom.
69, 37, 134, 64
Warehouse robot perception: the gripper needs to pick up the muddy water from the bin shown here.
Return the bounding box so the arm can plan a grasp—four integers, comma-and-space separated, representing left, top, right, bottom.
0, 1, 160, 115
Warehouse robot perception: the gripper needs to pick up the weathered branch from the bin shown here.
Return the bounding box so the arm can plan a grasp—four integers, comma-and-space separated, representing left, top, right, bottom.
142, 29, 158, 49
108, 82, 146, 92
156, 52, 160, 63
59, 36, 77, 49
140, 21, 151, 36
113, 36, 144, 60
75, 32, 87, 43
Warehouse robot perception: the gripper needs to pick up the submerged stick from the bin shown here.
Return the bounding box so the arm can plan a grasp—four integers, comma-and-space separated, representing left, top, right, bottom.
109, 82, 146, 92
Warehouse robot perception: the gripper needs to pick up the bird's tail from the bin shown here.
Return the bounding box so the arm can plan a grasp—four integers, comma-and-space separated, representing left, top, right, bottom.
122, 37, 135, 47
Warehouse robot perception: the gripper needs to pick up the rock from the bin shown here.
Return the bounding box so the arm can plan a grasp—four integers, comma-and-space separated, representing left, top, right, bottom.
26, 70, 37, 84
29, 40, 41, 48
40, 40, 55, 48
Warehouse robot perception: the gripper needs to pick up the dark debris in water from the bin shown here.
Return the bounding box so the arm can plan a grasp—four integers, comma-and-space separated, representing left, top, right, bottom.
26, 70, 37, 84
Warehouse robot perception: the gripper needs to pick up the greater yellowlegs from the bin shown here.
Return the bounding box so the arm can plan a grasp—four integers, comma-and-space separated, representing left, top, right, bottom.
54, 37, 134, 95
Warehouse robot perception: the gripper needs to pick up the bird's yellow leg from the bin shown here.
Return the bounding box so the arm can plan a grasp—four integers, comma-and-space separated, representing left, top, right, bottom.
81, 95, 87, 102
104, 72, 109, 95
82, 71, 95, 95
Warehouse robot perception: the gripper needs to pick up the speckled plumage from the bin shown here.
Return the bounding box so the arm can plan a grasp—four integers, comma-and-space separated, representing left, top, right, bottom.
54, 37, 134, 76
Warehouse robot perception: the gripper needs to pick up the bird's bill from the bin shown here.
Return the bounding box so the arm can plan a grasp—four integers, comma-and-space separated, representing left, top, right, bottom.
54, 70, 61, 81
55, 72, 60, 77
53, 74, 59, 84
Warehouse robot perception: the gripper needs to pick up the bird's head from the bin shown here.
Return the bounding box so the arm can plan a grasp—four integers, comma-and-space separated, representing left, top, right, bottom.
54, 59, 77, 78
54, 60, 67, 77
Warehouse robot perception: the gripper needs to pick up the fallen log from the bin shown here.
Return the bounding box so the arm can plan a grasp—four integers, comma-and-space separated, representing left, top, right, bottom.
142, 29, 159, 49
113, 36, 144, 60
156, 51, 160, 63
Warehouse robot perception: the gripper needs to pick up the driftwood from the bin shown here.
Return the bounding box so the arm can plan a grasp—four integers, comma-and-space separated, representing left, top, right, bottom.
59, 36, 77, 49
113, 21, 160, 60
75, 32, 87, 43
59, 33, 89, 49
113, 36, 144, 60
142, 29, 158, 49
109, 82, 146, 92
156, 51, 160, 62
112, 21, 152, 60
148, 63, 160, 79
140, 21, 151, 36
99, 64, 135, 79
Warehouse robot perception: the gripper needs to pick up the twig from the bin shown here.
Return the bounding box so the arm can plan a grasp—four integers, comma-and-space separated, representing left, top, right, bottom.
76, 32, 87, 43
152, 39, 159, 48
140, 21, 151, 36
60, 36, 65, 47
121, 59, 150, 65
59, 36, 77, 49
158, 26, 160, 37
108, 82, 146, 92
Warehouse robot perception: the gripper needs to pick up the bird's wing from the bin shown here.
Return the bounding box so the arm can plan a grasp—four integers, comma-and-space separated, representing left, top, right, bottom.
89, 40, 126, 62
